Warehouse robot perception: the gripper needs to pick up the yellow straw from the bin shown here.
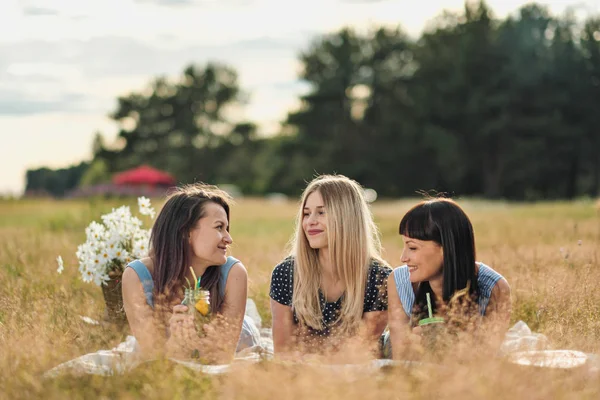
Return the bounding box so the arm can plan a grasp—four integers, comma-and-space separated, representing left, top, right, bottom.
190, 266, 198, 289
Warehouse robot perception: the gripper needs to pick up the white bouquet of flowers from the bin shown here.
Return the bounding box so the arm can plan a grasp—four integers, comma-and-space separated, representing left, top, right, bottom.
57, 196, 156, 285
57, 197, 156, 323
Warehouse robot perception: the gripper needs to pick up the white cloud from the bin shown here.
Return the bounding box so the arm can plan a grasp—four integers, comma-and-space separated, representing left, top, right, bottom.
0, 35, 307, 118
6, 62, 82, 79
22, 7, 60, 16
134, 0, 254, 6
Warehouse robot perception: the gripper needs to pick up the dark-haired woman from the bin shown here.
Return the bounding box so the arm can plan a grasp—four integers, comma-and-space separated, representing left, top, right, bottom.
386, 198, 511, 360
122, 183, 260, 363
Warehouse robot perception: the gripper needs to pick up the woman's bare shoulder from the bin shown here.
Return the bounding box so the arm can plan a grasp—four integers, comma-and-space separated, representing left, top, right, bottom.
123, 257, 154, 289
139, 257, 155, 274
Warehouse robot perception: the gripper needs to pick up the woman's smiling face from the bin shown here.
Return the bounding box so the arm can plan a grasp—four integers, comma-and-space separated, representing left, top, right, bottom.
302, 190, 328, 250
188, 202, 232, 268
400, 235, 444, 283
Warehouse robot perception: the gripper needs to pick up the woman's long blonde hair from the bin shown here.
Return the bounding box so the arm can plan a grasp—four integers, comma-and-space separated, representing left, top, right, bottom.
291, 174, 386, 334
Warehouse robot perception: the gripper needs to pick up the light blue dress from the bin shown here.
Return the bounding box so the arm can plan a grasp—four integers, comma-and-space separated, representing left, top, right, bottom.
126, 256, 261, 352
392, 262, 504, 321
382, 262, 504, 358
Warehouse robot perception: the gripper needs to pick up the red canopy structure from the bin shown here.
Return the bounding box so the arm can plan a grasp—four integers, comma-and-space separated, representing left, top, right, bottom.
112, 165, 176, 186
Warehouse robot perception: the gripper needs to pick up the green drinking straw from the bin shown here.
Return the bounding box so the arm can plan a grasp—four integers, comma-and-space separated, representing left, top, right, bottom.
426, 292, 433, 319
419, 292, 444, 326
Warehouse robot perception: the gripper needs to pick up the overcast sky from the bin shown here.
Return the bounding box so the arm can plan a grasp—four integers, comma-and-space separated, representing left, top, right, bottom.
1, 0, 598, 195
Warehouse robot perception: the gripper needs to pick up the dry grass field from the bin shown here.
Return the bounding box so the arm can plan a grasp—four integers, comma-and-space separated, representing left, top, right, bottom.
1, 196, 599, 399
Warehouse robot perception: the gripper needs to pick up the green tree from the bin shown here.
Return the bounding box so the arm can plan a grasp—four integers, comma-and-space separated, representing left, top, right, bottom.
101, 63, 245, 184
25, 162, 89, 197
579, 18, 600, 196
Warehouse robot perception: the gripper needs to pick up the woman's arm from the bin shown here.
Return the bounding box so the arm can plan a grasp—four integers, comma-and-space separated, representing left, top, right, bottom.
481, 277, 511, 348
387, 273, 413, 360
214, 261, 248, 360
269, 259, 297, 355
485, 278, 511, 323
122, 267, 165, 359
271, 299, 296, 354
361, 311, 388, 341
333, 310, 386, 357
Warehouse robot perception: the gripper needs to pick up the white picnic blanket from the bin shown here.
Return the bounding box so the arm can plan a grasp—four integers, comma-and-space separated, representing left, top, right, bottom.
44, 299, 271, 378
43, 316, 596, 378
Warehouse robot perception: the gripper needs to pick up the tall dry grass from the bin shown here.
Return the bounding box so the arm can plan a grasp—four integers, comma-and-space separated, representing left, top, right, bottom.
0, 197, 599, 399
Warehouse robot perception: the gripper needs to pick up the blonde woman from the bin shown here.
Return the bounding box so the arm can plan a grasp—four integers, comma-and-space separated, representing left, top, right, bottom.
270, 175, 392, 356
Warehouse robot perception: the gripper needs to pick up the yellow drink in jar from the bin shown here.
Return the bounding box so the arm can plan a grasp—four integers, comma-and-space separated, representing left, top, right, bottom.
184, 288, 211, 336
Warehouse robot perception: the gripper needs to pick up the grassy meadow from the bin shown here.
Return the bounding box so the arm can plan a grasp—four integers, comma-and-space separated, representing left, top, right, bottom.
1, 196, 599, 399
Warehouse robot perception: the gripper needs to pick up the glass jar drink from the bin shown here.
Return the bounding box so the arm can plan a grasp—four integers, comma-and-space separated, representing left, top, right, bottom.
418, 316, 446, 353
183, 288, 211, 336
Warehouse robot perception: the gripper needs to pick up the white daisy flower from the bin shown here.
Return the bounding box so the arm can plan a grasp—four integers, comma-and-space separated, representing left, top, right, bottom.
138, 196, 156, 218
67, 198, 153, 285
56, 255, 64, 274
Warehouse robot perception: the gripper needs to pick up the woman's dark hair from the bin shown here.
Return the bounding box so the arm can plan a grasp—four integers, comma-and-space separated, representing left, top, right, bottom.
399, 198, 478, 322
149, 183, 232, 312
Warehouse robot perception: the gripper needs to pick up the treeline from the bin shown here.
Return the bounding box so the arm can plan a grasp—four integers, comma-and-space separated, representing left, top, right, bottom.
26, 2, 600, 199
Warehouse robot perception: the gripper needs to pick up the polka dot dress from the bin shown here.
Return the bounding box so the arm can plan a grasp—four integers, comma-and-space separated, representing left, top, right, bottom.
270, 256, 392, 339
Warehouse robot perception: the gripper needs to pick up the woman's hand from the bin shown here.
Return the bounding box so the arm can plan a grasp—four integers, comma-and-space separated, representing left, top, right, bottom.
167, 305, 235, 363
410, 326, 423, 345
166, 304, 203, 359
